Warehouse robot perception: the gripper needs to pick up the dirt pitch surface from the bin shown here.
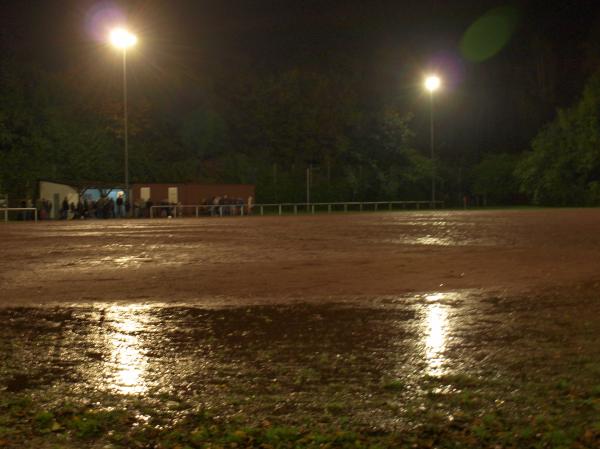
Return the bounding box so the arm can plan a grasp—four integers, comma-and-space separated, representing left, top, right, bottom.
1, 209, 600, 448
2, 209, 600, 303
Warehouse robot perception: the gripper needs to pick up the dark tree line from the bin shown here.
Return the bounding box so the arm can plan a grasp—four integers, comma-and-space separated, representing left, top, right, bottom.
0, 37, 600, 206
0, 59, 433, 204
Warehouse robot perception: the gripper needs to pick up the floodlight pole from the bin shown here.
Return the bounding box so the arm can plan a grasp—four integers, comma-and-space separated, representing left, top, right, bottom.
109, 27, 136, 217
123, 48, 129, 215
430, 90, 435, 207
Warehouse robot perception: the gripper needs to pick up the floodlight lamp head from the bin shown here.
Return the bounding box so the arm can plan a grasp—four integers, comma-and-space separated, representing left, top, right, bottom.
424, 75, 441, 92
109, 28, 137, 49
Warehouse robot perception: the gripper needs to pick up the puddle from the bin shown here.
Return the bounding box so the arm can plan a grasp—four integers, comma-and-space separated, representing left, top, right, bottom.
1, 290, 599, 431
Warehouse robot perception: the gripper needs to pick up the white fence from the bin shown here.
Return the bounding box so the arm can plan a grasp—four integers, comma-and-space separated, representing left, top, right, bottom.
1, 208, 38, 223
150, 204, 246, 218
150, 200, 443, 218
253, 201, 443, 216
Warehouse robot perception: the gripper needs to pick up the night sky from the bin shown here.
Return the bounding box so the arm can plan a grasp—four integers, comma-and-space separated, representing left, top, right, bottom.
2, 0, 600, 156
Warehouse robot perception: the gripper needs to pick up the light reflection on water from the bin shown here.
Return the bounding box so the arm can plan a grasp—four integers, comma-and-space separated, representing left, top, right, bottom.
414, 236, 454, 246
422, 295, 451, 376
105, 305, 150, 394
378, 236, 471, 246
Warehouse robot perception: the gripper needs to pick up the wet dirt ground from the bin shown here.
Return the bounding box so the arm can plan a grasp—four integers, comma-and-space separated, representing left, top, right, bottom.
2, 209, 600, 303
1, 209, 600, 448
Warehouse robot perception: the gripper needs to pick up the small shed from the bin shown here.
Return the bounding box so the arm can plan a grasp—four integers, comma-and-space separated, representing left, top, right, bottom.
39, 180, 127, 219
131, 183, 255, 206
39, 180, 80, 219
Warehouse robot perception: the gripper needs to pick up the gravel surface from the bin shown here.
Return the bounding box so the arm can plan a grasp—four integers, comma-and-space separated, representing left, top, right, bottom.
1, 209, 600, 305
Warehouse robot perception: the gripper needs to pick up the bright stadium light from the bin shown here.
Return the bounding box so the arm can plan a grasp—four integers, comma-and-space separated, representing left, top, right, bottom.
424, 75, 441, 92
109, 28, 137, 49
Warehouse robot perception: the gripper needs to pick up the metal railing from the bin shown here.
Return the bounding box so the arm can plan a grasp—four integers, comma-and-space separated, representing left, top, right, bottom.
1, 208, 38, 223
150, 204, 246, 218
252, 201, 443, 216
149, 201, 443, 218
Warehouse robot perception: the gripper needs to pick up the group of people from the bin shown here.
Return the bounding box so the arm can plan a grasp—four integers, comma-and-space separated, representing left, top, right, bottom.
201, 196, 249, 216
150, 195, 252, 217
17, 194, 253, 220
18, 198, 52, 220
60, 194, 128, 220
17, 198, 52, 220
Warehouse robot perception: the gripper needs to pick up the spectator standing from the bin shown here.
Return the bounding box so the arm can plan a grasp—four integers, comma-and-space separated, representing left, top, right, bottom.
76, 200, 84, 219
26, 199, 33, 220
18, 200, 27, 220
38, 199, 45, 219
146, 198, 154, 218
61, 197, 69, 220
212, 196, 220, 216
44, 199, 52, 219
108, 197, 115, 218
116, 192, 124, 218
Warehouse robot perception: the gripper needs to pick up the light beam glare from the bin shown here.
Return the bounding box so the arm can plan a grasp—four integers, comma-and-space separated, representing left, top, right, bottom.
110, 28, 137, 49
421, 297, 451, 377
106, 305, 149, 394
424, 75, 441, 92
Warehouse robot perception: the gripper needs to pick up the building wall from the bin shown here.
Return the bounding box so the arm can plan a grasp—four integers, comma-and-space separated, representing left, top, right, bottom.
39, 181, 79, 219
131, 184, 255, 205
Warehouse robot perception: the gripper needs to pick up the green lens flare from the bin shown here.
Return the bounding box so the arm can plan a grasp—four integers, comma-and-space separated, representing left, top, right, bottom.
460, 6, 519, 62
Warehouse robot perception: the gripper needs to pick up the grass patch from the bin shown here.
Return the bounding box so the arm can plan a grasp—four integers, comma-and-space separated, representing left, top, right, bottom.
65, 410, 126, 439
1, 397, 599, 449
381, 378, 405, 391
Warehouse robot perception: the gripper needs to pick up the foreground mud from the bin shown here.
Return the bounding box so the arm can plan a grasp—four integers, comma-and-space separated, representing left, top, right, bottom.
1, 290, 599, 448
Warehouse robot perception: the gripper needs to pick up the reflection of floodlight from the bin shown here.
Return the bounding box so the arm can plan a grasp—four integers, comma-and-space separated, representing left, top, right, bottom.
109, 28, 137, 49
424, 75, 441, 92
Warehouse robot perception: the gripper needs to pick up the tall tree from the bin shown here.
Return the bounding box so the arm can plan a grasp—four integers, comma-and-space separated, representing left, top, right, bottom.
516, 73, 600, 205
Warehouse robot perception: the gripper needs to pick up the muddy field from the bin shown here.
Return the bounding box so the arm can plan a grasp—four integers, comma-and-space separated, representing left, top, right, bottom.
1, 209, 599, 448
2, 209, 600, 303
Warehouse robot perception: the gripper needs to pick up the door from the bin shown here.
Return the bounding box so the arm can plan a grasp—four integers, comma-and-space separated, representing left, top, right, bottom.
168, 187, 178, 204
140, 187, 151, 201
